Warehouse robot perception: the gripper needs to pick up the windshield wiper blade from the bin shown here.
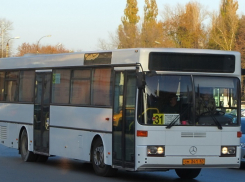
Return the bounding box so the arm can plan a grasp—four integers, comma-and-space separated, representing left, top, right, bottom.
207, 109, 222, 130
166, 106, 190, 129
211, 115, 222, 130
166, 115, 180, 129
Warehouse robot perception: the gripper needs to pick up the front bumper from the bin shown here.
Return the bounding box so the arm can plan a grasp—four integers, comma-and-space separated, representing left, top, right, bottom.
137, 157, 240, 171
136, 146, 241, 170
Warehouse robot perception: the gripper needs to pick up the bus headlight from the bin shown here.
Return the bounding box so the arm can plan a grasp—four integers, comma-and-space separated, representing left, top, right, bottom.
147, 146, 165, 156
221, 146, 236, 157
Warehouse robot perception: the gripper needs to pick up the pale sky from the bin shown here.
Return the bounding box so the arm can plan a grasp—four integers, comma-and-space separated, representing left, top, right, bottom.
1, 0, 245, 55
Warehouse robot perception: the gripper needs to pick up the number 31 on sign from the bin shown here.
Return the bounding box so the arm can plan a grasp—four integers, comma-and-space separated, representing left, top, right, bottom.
152, 114, 164, 125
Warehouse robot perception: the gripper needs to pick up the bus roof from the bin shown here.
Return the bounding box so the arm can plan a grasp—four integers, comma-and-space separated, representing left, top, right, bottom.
0, 48, 240, 72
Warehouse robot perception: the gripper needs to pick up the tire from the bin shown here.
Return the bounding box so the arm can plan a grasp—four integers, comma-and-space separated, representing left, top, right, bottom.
20, 130, 38, 162
92, 138, 117, 177
175, 168, 201, 179
36, 154, 49, 163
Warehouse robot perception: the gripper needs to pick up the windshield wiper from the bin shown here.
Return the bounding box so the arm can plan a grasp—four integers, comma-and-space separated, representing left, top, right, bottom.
207, 108, 223, 130
210, 115, 223, 130
166, 106, 190, 129
165, 114, 181, 129
166, 108, 223, 130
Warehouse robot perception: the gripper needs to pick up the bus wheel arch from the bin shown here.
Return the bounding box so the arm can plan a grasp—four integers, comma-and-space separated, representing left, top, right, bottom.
19, 128, 37, 162
91, 135, 117, 177
90, 135, 101, 162
18, 126, 27, 152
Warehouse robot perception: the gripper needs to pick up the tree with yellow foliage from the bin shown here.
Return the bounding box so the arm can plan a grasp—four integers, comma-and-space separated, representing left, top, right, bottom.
117, 0, 140, 48
208, 0, 239, 50
162, 2, 208, 48
140, 0, 161, 48
16, 43, 70, 57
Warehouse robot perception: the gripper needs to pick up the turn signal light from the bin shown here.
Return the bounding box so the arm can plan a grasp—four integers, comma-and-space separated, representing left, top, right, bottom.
137, 130, 148, 137
237, 131, 242, 138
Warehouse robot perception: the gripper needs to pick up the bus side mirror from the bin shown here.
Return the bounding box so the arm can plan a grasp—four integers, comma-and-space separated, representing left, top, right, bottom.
136, 72, 145, 90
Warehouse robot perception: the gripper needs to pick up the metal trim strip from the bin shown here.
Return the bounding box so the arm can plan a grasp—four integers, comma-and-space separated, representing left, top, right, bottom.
49, 125, 112, 134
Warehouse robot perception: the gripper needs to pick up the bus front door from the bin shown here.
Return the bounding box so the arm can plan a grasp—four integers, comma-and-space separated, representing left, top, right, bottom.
112, 71, 136, 169
34, 71, 51, 155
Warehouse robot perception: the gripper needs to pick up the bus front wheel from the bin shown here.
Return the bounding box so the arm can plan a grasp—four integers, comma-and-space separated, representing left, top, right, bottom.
91, 138, 117, 177
20, 129, 37, 162
175, 168, 201, 179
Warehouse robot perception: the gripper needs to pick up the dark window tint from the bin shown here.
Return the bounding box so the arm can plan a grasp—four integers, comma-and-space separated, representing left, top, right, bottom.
84, 52, 112, 65
52, 69, 71, 104
70, 69, 91, 105
19, 71, 35, 102
92, 68, 112, 106
4, 71, 19, 102
6, 71, 19, 79
0, 72, 4, 101
149, 52, 235, 73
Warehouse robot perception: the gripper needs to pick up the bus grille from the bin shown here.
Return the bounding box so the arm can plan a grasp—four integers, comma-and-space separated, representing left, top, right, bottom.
181, 132, 206, 138
0, 126, 7, 139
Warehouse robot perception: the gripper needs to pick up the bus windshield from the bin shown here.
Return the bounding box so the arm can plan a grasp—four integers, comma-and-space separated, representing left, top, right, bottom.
138, 74, 239, 127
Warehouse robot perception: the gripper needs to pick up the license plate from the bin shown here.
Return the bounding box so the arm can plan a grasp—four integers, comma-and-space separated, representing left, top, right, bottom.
183, 159, 205, 165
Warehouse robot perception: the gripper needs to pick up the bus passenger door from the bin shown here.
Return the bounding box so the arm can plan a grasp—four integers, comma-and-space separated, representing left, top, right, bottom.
34, 71, 51, 155
112, 71, 136, 169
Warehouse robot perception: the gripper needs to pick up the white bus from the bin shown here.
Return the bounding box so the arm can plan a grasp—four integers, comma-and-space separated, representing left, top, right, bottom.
0, 48, 242, 179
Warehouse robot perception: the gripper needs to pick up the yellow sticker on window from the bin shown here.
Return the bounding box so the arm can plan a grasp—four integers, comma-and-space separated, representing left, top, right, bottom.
152, 113, 164, 125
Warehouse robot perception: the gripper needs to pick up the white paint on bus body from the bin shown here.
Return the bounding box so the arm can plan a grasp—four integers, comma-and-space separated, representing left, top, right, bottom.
0, 103, 33, 123
50, 106, 113, 132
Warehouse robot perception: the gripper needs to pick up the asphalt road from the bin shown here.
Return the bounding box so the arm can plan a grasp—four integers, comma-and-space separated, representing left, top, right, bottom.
0, 144, 244, 182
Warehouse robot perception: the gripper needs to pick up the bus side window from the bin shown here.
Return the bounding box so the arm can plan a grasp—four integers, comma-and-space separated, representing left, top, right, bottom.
19, 71, 35, 102
52, 69, 71, 104
5, 71, 19, 102
0, 72, 4, 101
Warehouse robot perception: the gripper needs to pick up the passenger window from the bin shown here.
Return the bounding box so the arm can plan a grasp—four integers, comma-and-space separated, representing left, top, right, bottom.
19, 71, 35, 102
52, 69, 71, 104
92, 68, 112, 106
0, 72, 4, 101
70, 69, 91, 105
5, 71, 19, 102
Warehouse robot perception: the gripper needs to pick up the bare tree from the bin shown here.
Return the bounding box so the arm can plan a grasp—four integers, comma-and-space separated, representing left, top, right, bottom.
0, 18, 13, 58
97, 32, 119, 50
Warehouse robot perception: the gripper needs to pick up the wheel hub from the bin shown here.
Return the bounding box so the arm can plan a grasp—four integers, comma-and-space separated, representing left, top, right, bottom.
21, 136, 27, 155
93, 146, 104, 167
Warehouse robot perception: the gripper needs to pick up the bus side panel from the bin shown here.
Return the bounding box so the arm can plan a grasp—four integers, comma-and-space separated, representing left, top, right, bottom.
49, 106, 113, 162
0, 123, 34, 151
0, 103, 34, 150
49, 128, 89, 160
49, 128, 113, 165
100, 133, 112, 165
0, 103, 33, 124
50, 106, 112, 132
0, 122, 9, 147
